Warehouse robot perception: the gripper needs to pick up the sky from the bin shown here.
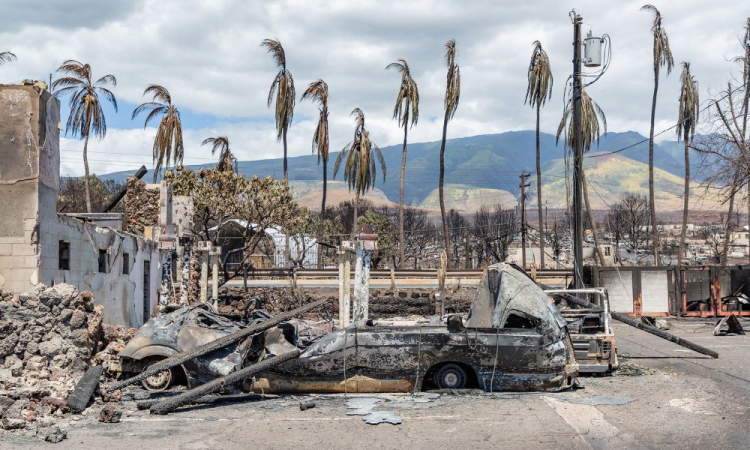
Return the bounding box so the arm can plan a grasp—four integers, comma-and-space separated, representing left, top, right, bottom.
0, 0, 746, 177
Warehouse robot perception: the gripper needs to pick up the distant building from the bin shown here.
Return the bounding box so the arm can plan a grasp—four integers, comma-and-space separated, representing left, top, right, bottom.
212, 219, 318, 269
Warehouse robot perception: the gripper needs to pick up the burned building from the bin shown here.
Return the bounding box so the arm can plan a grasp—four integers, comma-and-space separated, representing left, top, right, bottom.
0, 82, 160, 327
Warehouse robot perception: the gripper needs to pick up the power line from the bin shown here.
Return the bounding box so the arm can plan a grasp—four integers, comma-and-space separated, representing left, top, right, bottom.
587, 82, 747, 159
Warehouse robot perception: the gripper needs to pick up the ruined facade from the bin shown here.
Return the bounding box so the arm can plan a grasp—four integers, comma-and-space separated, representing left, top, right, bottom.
0, 82, 160, 327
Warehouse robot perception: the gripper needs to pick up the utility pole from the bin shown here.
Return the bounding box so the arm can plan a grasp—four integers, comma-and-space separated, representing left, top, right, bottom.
519, 172, 530, 269
572, 13, 585, 288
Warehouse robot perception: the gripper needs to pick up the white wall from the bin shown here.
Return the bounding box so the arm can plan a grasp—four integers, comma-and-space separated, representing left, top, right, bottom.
39, 215, 160, 327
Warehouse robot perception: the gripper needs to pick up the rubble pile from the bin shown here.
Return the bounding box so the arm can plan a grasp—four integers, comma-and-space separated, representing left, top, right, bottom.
0, 284, 104, 441
93, 324, 137, 367
124, 177, 159, 235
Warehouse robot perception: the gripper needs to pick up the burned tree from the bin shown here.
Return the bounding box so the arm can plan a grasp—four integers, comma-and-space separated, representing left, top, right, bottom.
473, 205, 517, 267
165, 167, 303, 281
618, 193, 650, 265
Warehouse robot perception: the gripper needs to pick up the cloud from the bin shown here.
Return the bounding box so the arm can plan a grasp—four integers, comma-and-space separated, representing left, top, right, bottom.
3, 0, 747, 176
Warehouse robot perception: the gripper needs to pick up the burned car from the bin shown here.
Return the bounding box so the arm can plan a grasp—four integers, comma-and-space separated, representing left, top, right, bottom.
547, 288, 618, 374
115, 263, 578, 393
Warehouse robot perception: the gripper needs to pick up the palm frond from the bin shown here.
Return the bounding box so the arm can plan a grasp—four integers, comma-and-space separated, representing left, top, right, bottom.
556, 91, 607, 152
676, 62, 700, 142
641, 4, 674, 75
52, 61, 116, 140
0, 51, 17, 65
444, 39, 460, 119
387, 58, 419, 128
525, 40, 553, 108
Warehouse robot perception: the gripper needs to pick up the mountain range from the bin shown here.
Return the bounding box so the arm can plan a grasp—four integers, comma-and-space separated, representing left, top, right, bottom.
102, 130, 723, 212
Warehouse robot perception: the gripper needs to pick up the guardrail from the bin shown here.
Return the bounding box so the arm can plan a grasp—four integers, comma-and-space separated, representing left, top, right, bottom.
239, 268, 573, 279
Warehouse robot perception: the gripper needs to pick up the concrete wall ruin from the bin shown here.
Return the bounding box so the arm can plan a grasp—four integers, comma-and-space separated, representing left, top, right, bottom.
0, 82, 160, 327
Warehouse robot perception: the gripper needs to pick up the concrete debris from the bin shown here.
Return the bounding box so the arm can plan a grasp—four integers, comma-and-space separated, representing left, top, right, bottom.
0, 284, 104, 441
298, 400, 316, 411
641, 316, 672, 331
713, 315, 745, 336
346, 396, 403, 425
362, 411, 402, 425
98, 404, 122, 423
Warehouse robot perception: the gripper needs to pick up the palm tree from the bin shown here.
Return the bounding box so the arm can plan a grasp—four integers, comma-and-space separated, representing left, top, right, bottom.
261, 38, 295, 183
439, 39, 461, 269
557, 91, 608, 264
387, 59, 419, 266
52, 61, 117, 213
676, 62, 699, 265
0, 52, 16, 65
525, 40, 553, 269
642, 4, 674, 264
201, 136, 236, 172
301, 80, 330, 268
132, 85, 184, 183
334, 108, 387, 238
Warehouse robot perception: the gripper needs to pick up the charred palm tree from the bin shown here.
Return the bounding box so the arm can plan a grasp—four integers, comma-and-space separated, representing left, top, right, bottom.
202, 136, 236, 173
132, 85, 184, 183
261, 38, 295, 183
0, 52, 16, 65
439, 39, 461, 269
557, 91, 608, 264
525, 40, 553, 269
334, 108, 387, 238
642, 4, 674, 264
301, 80, 330, 268
52, 61, 117, 213
676, 62, 699, 265
387, 59, 419, 266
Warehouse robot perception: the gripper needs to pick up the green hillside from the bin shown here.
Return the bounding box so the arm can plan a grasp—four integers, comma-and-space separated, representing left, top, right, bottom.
533, 153, 724, 211
101, 130, 723, 212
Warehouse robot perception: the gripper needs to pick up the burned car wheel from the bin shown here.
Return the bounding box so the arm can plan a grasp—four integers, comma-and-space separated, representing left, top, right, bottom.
434, 364, 467, 389
141, 362, 173, 391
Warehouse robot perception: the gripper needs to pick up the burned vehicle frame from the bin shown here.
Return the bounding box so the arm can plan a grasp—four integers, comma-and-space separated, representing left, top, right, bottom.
114, 263, 578, 393
547, 288, 618, 374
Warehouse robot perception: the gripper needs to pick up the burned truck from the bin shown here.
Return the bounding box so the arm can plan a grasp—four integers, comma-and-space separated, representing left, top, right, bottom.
546, 288, 618, 374
113, 263, 578, 394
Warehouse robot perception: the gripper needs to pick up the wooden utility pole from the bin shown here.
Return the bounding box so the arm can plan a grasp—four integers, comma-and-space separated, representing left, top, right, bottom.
519, 172, 531, 269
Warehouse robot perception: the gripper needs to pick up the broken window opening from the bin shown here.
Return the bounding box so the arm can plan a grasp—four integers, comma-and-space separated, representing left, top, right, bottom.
503, 312, 536, 329
59, 241, 70, 270
123, 253, 130, 275
604, 246, 611, 256
98, 249, 108, 273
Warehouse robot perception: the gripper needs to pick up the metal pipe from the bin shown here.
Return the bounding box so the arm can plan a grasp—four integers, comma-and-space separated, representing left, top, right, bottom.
103, 165, 147, 212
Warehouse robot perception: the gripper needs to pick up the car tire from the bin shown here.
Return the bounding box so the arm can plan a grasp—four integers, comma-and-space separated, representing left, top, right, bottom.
434, 364, 467, 389
141, 361, 173, 391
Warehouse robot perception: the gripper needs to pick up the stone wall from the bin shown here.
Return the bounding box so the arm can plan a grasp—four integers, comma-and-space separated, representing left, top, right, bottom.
218, 286, 476, 319
124, 178, 159, 236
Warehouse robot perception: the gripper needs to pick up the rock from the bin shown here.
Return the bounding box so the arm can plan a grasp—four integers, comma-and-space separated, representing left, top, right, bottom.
36, 424, 67, 443
69, 309, 87, 329
1, 418, 26, 430
25, 355, 48, 371
0, 333, 19, 358
38, 334, 63, 357
98, 405, 122, 423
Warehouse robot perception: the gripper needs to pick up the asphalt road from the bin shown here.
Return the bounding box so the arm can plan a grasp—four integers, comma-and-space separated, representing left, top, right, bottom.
3, 318, 749, 449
